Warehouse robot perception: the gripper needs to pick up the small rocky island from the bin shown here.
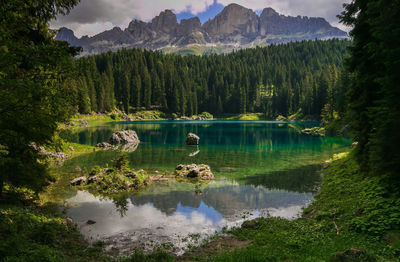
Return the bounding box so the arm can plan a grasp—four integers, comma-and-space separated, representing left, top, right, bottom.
70, 155, 149, 195
175, 164, 214, 180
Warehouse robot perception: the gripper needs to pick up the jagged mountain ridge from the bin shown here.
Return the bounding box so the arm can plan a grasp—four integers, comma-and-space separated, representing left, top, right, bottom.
56, 3, 347, 56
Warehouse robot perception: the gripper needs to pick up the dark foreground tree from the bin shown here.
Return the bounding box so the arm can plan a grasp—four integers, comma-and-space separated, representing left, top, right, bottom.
0, 0, 80, 194
339, 0, 400, 184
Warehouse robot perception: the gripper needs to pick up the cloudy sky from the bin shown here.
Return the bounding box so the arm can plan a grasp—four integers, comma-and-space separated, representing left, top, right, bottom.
50, 0, 351, 37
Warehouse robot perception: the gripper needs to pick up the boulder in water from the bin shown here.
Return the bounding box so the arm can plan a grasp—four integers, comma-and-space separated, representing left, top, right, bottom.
109, 130, 140, 145
186, 133, 199, 145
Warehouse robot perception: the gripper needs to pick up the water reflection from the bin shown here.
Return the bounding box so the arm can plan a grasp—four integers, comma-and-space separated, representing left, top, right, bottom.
66, 179, 314, 254
61, 121, 351, 179
62, 121, 350, 254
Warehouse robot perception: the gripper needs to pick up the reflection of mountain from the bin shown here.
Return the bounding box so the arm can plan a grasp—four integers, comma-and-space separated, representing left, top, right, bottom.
130, 181, 312, 218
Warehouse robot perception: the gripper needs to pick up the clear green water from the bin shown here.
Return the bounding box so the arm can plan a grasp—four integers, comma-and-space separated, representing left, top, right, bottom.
63, 121, 351, 254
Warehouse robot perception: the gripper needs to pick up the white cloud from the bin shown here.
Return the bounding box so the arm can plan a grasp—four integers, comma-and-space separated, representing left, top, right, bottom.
51, 0, 214, 37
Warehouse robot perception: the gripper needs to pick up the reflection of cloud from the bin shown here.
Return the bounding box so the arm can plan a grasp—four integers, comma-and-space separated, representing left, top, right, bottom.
66, 189, 312, 254
267, 205, 305, 219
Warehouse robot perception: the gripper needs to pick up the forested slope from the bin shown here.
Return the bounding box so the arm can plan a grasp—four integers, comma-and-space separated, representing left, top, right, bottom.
74, 39, 349, 118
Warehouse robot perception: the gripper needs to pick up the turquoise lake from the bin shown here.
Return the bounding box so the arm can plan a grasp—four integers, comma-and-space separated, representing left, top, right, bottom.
62, 121, 351, 254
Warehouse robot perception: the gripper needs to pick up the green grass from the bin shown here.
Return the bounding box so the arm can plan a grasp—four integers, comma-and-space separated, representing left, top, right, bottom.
201, 154, 400, 261
218, 113, 268, 121
0, 192, 109, 262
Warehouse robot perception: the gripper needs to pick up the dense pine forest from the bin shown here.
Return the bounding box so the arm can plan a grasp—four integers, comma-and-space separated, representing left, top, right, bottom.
74, 39, 349, 118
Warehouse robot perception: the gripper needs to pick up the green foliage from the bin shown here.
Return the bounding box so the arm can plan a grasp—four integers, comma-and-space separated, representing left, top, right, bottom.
288, 109, 304, 121
112, 155, 128, 171
120, 249, 173, 262
0, 0, 80, 193
0, 203, 107, 262
198, 112, 213, 119
339, 0, 400, 183
205, 156, 400, 261
73, 40, 350, 118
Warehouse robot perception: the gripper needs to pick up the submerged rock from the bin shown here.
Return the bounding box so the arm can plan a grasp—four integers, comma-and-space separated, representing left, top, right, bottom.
110, 130, 140, 145
70, 176, 87, 186
86, 220, 96, 225
175, 164, 214, 180
186, 133, 199, 145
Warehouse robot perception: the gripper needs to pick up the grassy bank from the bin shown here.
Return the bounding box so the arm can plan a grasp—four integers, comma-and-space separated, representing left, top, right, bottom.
180, 154, 400, 261
0, 190, 108, 262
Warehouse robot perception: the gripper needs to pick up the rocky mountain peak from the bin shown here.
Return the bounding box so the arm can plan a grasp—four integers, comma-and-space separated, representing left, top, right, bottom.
203, 3, 259, 36
151, 9, 178, 34
56, 27, 79, 45
178, 17, 201, 35
55, 3, 347, 56
260, 7, 279, 17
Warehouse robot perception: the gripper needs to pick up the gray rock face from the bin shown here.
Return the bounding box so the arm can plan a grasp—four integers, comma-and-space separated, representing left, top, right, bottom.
109, 130, 140, 145
55, 4, 348, 56
70, 176, 87, 186
203, 3, 259, 42
186, 133, 200, 145
175, 164, 214, 180
151, 10, 178, 34
259, 7, 344, 38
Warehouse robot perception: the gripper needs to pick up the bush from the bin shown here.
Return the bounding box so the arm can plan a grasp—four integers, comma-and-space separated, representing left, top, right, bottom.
198, 112, 213, 119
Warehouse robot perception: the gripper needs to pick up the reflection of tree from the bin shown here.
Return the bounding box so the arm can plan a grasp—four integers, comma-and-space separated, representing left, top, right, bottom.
238, 164, 322, 193
112, 193, 130, 217
130, 181, 313, 217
